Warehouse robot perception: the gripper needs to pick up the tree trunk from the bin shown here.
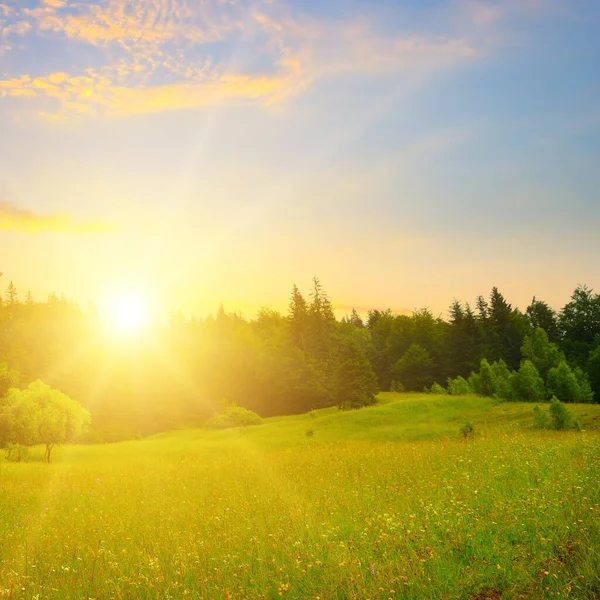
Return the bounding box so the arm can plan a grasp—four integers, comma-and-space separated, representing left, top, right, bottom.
45, 444, 54, 463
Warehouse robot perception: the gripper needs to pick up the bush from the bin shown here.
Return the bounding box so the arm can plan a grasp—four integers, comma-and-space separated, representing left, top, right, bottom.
447, 376, 471, 395
305, 427, 314, 438
549, 396, 574, 431
532, 398, 579, 431
430, 382, 447, 395
206, 402, 262, 429
460, 422, 475, 440
532, 405, 550, 430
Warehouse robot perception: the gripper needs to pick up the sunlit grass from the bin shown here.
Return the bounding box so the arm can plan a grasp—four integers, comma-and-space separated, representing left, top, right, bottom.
1, 394, 600, 599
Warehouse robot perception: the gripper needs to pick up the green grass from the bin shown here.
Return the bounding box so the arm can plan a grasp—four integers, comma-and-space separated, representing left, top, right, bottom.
1, 393, 600, 599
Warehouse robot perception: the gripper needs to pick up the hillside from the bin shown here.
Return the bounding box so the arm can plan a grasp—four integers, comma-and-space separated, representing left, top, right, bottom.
1, 393, 600, 599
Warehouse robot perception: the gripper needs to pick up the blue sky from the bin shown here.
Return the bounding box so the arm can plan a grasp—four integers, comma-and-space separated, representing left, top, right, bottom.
0, 0, 599, 317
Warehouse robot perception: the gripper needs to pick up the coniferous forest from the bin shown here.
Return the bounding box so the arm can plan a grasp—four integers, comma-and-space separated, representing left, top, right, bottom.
0, 274, 599, 442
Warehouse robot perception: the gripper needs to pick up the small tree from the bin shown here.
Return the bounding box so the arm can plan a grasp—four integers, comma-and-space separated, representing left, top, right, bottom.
393, 344, 434, 392
447, 376, 471, 395
549, 397, 574, 431
546, 361, 583, 403
532, 406, 550, 430
1, 381, 90, 462
511, 360, 545, 401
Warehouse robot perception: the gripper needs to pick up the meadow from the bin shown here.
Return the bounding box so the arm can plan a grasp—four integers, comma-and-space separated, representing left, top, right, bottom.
1, 393, 600, 600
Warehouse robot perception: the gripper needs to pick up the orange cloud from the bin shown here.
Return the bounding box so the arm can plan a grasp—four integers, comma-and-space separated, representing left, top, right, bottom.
0, 202, 113, 233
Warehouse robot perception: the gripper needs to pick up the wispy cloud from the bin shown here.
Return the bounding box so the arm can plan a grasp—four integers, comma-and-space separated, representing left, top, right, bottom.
0, 0, 481, 117
0, 201, 113, 233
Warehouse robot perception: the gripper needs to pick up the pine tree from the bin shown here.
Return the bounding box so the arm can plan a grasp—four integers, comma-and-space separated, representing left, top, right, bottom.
333, 340, 378, 409
288, 284, 309, 351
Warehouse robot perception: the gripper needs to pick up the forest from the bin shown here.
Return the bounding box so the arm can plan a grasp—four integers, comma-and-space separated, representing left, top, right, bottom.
0, 274, 599, 442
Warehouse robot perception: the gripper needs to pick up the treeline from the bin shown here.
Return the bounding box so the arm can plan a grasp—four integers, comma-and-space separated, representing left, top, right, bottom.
0, 274, 599, 441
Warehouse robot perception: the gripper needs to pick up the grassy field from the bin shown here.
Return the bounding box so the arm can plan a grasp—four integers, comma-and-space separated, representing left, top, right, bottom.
1, 393, 600, 599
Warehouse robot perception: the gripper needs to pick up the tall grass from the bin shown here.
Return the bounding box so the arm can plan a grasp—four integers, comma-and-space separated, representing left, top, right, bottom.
1, 394, 599, 599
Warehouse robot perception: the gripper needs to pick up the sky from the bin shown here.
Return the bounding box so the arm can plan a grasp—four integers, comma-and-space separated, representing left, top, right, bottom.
0, 0, 599, 319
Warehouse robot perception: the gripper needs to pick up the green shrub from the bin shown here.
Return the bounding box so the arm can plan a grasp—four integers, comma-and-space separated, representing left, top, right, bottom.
305, 427, 314, 438
447, 376, 471, 395
206, 403, 262, 429
460, 422, 475, 440
430, 382, 447, 395
549, 396, 574, 431
532, 406, 550, 430
531, 399, 579, 432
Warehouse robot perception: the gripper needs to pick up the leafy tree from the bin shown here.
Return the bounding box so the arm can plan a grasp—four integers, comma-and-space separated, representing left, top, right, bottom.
469, 358, 496, 397
511, 360, 545, 402
559, 285, 600, 368
521, 328, 564, 380
469, 358, 514, 399
546, 361, 585, 403
490, 359, 514, 400
333, 340, 378, 409
0, 380, 90, 462
393, 344, 435, 391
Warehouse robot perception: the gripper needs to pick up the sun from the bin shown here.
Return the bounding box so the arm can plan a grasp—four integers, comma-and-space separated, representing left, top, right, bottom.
105, 294, 151, 336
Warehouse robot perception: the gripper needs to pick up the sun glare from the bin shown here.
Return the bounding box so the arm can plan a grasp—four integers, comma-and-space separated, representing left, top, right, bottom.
106, 294, 151, 335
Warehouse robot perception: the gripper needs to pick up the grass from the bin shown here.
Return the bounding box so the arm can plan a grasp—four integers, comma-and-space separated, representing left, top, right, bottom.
1, 393, 600, 599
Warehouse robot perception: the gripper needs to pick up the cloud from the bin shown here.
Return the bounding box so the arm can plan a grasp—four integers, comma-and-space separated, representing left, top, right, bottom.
0, 0, 480, 117
0, 201, 113, 233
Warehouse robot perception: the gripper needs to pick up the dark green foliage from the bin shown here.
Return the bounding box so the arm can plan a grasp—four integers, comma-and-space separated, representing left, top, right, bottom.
511, 360, 545, 402
447, 376, 471, 395
334, 340, 378, 410
393, 344, 434, 391
526, 298, 558, 341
